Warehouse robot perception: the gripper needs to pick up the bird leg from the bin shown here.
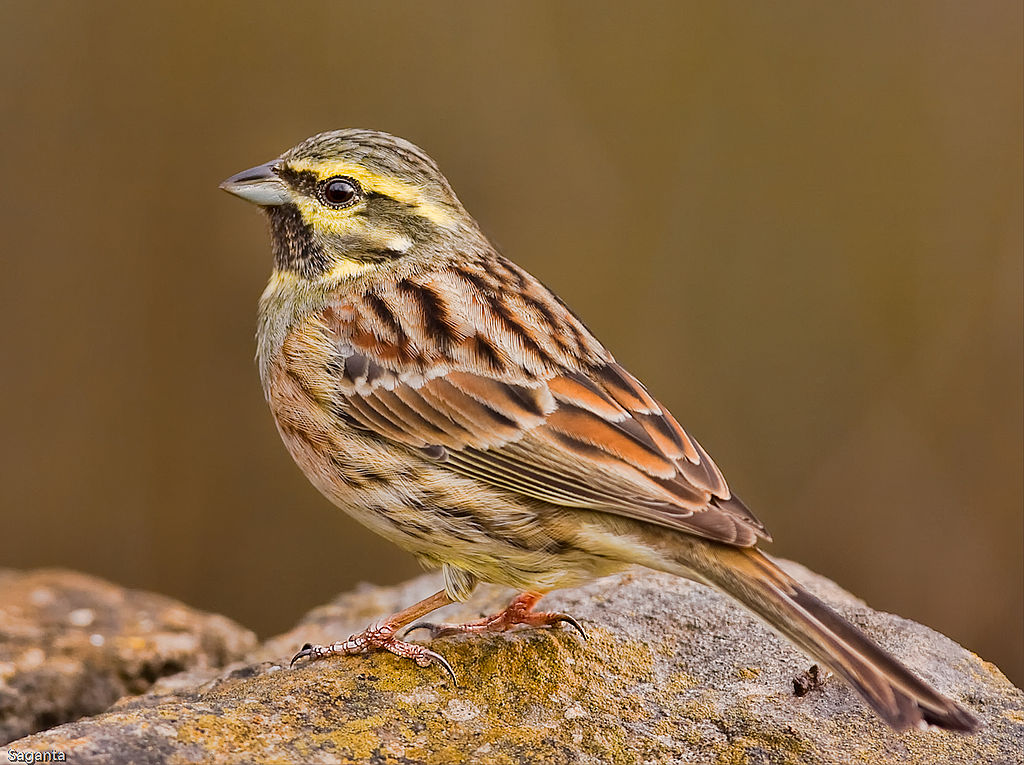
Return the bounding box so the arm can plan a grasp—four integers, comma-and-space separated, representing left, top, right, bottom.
406, 591, 586, 640
290, 589, 457, 683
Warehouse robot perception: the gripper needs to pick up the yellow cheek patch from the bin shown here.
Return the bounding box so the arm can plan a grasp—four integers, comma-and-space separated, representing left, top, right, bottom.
287, 158, 453, 226
263, 257, 377, 298
293, 196, 363, 238
322, 257, 377, 282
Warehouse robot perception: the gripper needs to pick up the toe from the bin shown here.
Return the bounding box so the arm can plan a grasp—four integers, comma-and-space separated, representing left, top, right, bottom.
425, 625, 463, 639
402, 622, 438, 638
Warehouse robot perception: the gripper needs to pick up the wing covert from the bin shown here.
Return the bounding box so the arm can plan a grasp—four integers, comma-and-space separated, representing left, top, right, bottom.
300, 266, 770, 547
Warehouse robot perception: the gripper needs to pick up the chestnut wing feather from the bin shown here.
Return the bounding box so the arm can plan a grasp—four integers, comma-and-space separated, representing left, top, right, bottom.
316, 271, 770, 547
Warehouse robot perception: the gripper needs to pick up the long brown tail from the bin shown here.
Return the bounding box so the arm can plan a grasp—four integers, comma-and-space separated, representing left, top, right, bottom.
662, 542, 979, 732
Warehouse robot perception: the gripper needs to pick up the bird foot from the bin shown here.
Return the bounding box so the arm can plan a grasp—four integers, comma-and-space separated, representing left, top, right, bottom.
406, 591, 586, 640
291, 618, 457, 685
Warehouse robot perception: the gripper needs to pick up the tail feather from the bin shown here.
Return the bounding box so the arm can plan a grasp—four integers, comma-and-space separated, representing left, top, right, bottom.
667, 544, 979, 732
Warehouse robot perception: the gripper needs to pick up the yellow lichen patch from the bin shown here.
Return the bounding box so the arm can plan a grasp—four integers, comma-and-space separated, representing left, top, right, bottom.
714, 734, 814, 765
1004, 709, 1024, 723
897, 728, 1006, 765
650, 693, 817, 765
713, 725, 815, 764
6, 568, 1015, 764
974, 657, 1011, 682
312, 714, 388, 761
175, 712, 263, 754
250, 623, 665, 765
663, 670, 699, 694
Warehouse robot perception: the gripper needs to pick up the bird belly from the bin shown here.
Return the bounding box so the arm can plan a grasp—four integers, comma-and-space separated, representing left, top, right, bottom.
266, 360, 624, 593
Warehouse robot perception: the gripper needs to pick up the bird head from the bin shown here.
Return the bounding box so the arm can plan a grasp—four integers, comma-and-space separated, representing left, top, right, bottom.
220, 129, 478, 282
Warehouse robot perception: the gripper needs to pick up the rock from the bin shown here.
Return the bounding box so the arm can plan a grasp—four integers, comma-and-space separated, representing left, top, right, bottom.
0, 569, 257, 745
3, 562, 1022, 764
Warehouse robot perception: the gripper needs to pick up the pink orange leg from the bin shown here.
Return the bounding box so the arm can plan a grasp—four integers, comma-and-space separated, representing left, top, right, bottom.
291, 589, 457, 683
406, 591, 586, 640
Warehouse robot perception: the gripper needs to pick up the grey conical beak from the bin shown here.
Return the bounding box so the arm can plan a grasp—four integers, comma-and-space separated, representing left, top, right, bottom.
219, 161, 290, 206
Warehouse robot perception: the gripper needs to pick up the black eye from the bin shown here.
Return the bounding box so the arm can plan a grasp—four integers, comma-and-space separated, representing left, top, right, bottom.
319, 176, 360, 208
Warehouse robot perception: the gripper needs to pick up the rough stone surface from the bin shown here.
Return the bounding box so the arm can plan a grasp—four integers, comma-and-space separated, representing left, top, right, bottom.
3, 562, 1022, 764
0, 569, 257, 745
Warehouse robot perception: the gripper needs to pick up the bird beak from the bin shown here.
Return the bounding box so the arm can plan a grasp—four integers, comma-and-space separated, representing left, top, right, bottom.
219, 161, 290, 206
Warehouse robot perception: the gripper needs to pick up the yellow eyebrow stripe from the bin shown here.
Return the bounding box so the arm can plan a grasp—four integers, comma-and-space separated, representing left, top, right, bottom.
287, 158, 453, 226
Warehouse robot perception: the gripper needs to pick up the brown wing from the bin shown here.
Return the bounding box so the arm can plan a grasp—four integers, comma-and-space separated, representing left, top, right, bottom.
306, 260, 770, 547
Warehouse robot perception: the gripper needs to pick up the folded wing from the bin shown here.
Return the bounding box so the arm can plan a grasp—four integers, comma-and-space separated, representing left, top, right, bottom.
307, 263, 770, 547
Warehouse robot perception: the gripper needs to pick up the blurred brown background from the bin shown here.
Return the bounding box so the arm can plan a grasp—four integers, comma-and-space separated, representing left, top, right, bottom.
1, 2, 1020, 684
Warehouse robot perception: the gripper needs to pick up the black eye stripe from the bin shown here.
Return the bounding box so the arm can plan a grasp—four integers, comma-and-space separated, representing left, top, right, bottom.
318, 176, 361, 208
276, 165, 319, 196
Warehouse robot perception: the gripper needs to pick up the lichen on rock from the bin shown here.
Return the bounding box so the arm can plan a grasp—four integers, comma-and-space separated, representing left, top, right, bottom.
2, 563, 1022, 764
0, 569, 257, 745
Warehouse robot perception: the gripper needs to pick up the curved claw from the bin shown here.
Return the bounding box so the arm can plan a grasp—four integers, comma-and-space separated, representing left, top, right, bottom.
550, 613, 587, 640
290, 642, 315, 667
419, 646, 458, 686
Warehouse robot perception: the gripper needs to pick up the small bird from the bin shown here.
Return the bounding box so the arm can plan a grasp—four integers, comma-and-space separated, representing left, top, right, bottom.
221, 129, 977, 733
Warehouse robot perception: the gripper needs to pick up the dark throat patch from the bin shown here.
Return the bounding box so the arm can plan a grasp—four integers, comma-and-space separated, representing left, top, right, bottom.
266, 204, 330, 278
